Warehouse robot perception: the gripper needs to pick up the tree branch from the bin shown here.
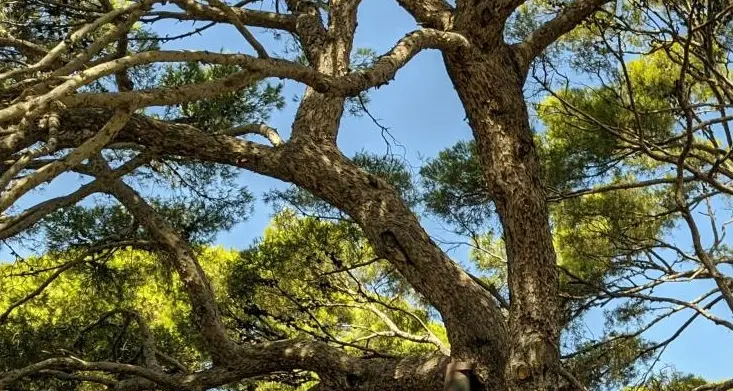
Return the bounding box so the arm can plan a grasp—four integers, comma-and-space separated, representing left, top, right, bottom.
100, 174, 241, 364
0, 150, 151, 240
40, 107, 508, 363
0, 35, 49, 59
0, 29, 468, 122
0, 109, 132, 214
0, 358, 172, 390
207, 0, 269, 58
396, 0, 454, 29
167, 0, 297, 32
1, 336, 449, 390
63, 69, 262, 110
515, 0, 611, 68
0, 1, 150, 83
218, 123, 284, 146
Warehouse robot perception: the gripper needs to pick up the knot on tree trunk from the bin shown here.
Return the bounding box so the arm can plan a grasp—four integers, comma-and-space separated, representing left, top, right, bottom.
507, 332, 559, 391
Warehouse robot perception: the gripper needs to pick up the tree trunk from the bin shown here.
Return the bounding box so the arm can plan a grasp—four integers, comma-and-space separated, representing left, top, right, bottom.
281, 4, 511, 390
444, 42, 562, 391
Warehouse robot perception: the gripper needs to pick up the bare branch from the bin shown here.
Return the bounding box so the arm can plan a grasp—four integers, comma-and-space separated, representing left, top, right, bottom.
218, 123, 284, 146
167, 0, 297, 32
63, 69, 262, 110
0, 112, 60, 191
0, 35, 49, 58
0, 109, 132, 214
0, 29, 468, 122
207, 0, 269, 58
49, 4, 151, 81
0, 358, 171, 389
0, 150, 151, 240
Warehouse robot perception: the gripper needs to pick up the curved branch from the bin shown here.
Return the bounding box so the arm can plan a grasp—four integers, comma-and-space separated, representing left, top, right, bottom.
0, 358, 172, 389
0, 181, 100, 239
100, 175, 240, 364
1, 339, 449, 391
0, 150, 151, 240
0, 29, 468, 122
0, 1, 149, 83
395, 0, 454, 29
514, 0, 611, 69
218, 123, 284, 146
0, 109, 132, 213
167, 0, 297, 32
40, 107, 508, 363
195, 341, 449, 391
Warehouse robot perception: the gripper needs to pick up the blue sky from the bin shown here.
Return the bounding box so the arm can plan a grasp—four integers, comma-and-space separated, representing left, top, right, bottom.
2, 0, 731, 384
153, 0, 732, 381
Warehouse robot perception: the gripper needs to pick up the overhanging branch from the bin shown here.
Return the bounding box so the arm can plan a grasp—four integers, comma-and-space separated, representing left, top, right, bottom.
514, 0, 612, 69
395, 0, 454, 30
101, 174, 241, 364
0, 29, 468, 122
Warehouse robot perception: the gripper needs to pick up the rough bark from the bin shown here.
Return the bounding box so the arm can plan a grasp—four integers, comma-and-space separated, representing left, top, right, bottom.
0, 0, 617, 389
444, 41, 561, 391
14, 100, 520, 390
276, 140, 509, 383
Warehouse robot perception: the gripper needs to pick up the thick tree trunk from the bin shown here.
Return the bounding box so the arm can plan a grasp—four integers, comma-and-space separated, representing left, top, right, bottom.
279, 4, 509, 389
277, 138, 509, 389
444, 42, 562, 391
278, 4, 511, 390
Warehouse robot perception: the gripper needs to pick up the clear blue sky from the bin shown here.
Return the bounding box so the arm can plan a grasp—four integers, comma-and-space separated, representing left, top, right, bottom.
3, 0, 731, 384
